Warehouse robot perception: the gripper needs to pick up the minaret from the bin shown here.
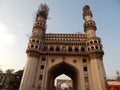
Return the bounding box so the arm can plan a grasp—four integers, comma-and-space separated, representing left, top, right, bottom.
83, 5, 107, 90
19, 4, 49, 90
32, 4, 49, 37
83, 5, 96, 38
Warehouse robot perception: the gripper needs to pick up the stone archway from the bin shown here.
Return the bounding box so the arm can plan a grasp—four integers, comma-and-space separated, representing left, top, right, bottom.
47, 62, 79, 90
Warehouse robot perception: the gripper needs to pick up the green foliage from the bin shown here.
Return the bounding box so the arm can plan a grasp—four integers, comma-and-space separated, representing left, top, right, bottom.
116, 70, 120, 81
14, 70, 23, 79
0, 69, 3, 74
0, 69, 23, 89
6, 69, 14, 74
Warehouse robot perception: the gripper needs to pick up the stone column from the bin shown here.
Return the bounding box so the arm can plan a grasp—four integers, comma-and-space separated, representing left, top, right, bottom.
19, 51, 39, 90
89, 53, 106, 90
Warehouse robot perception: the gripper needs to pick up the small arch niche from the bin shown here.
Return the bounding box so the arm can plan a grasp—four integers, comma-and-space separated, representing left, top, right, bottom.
94, 40, 97, 43
81, 47, 85, 52
56, 47, 60, 52
31, 45, 34, 48
68, 47, 72, 52
49, 47, 54, 52
75, 47, 79, 52
32, 39, 35, 42
90, 41, 93, 44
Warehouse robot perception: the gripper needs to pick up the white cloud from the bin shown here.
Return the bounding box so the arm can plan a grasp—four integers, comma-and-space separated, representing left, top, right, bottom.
18, 22, 24, 27
0, 23, 17, 71
0, 23, 16, 47
0, 23, 8, 33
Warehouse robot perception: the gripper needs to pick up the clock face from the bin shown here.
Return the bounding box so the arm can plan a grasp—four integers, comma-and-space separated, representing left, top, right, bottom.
33, 29, 38, 36
62, 47, 66, 52
34, 29, 38, 33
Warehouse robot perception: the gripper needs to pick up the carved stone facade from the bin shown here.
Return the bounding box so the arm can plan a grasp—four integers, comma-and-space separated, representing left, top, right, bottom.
56, 79, 73, 90
19, 4, 107, 90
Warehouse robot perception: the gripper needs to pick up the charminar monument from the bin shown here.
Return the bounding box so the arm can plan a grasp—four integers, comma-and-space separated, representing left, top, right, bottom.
19, 4, 107, 90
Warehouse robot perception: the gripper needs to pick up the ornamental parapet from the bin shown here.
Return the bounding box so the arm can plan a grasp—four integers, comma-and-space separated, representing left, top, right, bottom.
39, 51, 87, 56
26, 47, 87, 56
45, 33, 87, 38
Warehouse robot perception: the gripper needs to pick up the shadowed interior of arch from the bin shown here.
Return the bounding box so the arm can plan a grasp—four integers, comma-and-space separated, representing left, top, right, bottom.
47, 62, 78, 90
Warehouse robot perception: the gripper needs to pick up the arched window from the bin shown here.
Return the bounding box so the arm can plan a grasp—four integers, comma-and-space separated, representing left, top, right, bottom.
81, 47, 85, 52
75, 47, 79, 52
96, 46, 98, 49
42, 46, 48, 51
51, 59, 55, 62
90, 41, 93, 44
41, 65, 44, 69
39, 75, 43, 80
73, 59, 77, 63
32, 39, 35, 42
50, 47, 54, 52
56, 47, 60, 52
88, 48, 90, 51
42, 57, 45, 61
36, 40, 39, 43
84, 77, 89, 82
98, 41, 100, 44
83, 59, 86, 63
35, 45, 38, 49
31, 45, 34, 48
68, 47, 72, 52
39, 47, 41, 50
94, 40, 97, 43
87, 42, 89, 45
90, 22, 93, 25
83, 67, 87, 71
91, 46, 94, 50
87, 23, 89, 26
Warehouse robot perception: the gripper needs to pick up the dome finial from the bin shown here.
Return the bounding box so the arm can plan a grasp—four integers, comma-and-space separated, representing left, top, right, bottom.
83, 5, 93, 20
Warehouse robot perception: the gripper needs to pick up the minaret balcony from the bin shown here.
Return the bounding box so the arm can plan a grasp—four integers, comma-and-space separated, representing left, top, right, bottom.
33, 22, 46, 30
84, 21, 96, 32
86, 49, 104, 55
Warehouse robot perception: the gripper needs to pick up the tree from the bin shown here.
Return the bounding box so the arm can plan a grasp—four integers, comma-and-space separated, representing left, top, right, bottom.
14, 70, 23, 79
0, 69, 3, 74
0, 69, 23, 90
13, 70, 23, 89
5, 69, 15, 89
116, 70, 120, 81
6, 69, 14, 74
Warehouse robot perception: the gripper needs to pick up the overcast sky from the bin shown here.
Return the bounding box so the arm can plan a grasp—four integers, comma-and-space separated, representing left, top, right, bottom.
0, 0, 120, 78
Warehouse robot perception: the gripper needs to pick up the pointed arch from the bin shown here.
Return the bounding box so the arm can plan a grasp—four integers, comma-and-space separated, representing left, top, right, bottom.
46, 62, 79, 90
